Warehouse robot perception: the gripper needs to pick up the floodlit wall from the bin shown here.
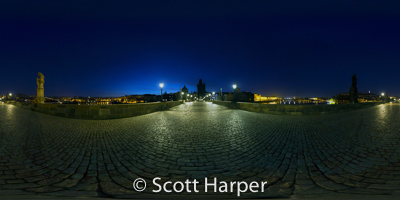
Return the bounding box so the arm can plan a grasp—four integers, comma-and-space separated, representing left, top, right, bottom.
7, 101, 182, 119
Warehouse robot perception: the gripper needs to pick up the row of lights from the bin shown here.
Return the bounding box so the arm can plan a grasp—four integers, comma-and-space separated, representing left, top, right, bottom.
160, 82, 393, 103
159, 82, 238, 95
159, 81, 222, 101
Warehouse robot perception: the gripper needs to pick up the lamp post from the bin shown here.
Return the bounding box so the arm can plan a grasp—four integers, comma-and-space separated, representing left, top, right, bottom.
232, 84, 238, 103
381, 93, 385, 102
181, 92, 184, 102
212, 92, 215, 101
159, 82, 164, 102
220, 88, 223, 101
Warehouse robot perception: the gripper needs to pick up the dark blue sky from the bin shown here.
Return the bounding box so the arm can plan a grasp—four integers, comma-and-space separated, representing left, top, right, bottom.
1, 0, 400, 97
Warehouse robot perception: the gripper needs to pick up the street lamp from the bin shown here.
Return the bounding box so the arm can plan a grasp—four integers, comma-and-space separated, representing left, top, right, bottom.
181, 92, 184, 102
159, 82, 164, 101
9, 93, 12, 97
232, 84, 238, 102
381, 93, 384, 96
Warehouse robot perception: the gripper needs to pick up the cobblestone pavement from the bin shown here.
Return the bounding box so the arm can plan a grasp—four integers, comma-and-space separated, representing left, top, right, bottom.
0, 102, 400, 199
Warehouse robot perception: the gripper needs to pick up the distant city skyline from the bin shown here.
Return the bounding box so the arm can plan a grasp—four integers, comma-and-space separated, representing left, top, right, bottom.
1, 77, 392, 99
1, 1, 399, 97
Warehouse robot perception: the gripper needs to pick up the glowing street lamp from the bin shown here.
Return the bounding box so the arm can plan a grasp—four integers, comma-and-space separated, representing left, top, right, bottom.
9, 93, 12, 96
181, 92, 184, 102
159, 82, 164, 101
232, 83, 239, 102
381, 93, 384, 96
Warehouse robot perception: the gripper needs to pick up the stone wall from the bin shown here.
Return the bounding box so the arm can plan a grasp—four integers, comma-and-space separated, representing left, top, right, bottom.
213, 101, 382, 115
212, 101, 237, 109
6, 101, 182, 119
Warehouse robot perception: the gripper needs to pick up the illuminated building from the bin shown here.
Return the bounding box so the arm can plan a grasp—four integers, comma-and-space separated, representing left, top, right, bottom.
254, 94, 279, 102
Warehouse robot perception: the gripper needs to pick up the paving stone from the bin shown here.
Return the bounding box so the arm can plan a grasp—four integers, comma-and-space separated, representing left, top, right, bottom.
1, 102, 400, 198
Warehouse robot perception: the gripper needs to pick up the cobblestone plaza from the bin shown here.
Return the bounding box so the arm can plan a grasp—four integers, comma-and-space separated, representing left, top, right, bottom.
0, 102, 400, 199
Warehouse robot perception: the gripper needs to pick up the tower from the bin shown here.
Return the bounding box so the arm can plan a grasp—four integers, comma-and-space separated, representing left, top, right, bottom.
197, 79, 206, 98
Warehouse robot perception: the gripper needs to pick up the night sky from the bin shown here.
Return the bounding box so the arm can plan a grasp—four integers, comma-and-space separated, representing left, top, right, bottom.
1, 0, 400, 98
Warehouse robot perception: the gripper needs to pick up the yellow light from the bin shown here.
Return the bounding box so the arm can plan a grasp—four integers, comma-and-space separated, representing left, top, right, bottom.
9, 93, 12, 96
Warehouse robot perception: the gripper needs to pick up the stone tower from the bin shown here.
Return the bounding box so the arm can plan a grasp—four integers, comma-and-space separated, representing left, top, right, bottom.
197, 79, 206, 98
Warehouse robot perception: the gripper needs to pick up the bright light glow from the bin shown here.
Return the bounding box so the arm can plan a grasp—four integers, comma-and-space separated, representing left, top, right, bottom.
191, 95, 192, 97
159, 82, 164, 89
212, 92, 215, 95
381, 93, 385, 96
181, 92, 184, 95
9, 93, 12, 96
233, 84, 237, 89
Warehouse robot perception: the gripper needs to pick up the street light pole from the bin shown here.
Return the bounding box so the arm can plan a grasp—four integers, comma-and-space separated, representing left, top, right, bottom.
233, 84, 238, 103
159, 82, 164, 102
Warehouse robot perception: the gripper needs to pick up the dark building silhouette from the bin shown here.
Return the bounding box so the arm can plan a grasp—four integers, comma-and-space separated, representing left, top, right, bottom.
197, 79, 206, 98
334, 92, 379, 103
237, 91, 254, 102
181, 85, 189, 94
